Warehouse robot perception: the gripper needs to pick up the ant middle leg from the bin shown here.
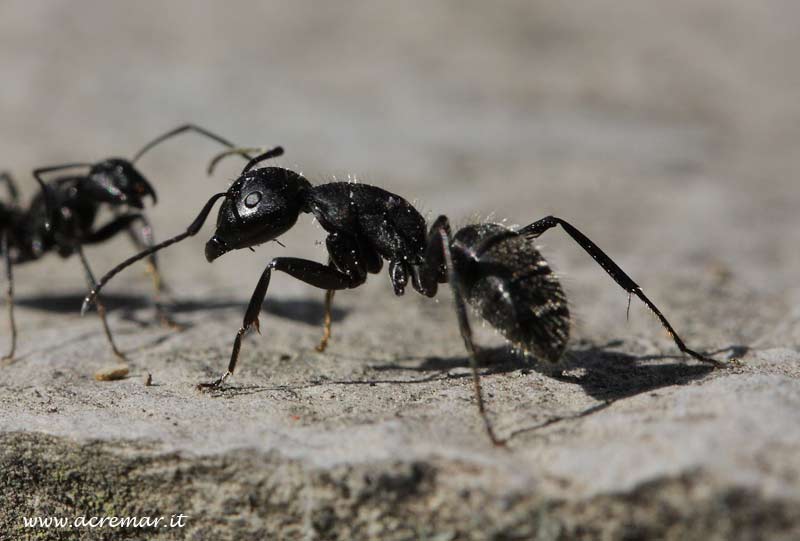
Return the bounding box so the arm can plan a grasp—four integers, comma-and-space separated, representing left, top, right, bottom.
85, 213, 179, 329
519, 216, 723, 367
316, 288, 336, 353
315, 255, 337, 353
199, 257, 360, 389
1, 232, 16, 361
75, 245, 128, 362
124, 214, 181, 329
315, 233, 378, 352
422, 215, 505, 446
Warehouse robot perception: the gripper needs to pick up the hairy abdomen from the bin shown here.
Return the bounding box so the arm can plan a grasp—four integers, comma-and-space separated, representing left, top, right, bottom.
454, 224, 570, 363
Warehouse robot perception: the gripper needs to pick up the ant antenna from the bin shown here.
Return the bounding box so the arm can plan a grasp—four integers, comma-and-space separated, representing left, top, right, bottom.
131, 124, 254, 164
33, 163, 94, 179
207, 145, 283, 227
242, 147, 285, 173
82, 191, 228, 314
207, 146, 285, 176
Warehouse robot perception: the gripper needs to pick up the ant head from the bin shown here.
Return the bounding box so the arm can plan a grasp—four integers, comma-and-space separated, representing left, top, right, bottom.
85, 158, 158, 208
205, 167, 311, 262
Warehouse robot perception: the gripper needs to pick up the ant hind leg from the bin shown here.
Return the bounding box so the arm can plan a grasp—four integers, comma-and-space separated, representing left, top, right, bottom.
424, 215, 505, 446
125, 214, 183, 330
519, 216, 724, 367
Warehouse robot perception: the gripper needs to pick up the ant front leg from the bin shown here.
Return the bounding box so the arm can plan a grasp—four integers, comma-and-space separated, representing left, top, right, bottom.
1, 231, 16, 361
198, 257, 359, 389
422, 215, 505, 446
83, 214, 145, 245
124, 214, 180, 329
519, 216, 724, 367
75, 244, 128, 362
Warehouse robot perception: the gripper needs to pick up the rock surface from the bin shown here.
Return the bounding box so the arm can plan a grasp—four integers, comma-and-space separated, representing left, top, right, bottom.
1, 1, 800, 539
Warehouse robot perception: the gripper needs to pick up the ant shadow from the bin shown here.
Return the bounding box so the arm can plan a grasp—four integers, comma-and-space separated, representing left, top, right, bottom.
550, 344, 714, 401
202, 348, 471, 398
370, 341, 747, 442
503, 342, 748, 441
14, 292, 349, 328
207, 342, 748, 442
366, 339, 746, 441
16, 292, 150, 313
372, 342, 747, 403
188, 337, 748, 446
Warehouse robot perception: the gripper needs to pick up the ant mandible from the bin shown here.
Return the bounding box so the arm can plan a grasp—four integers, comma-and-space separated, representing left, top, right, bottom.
83, 145, 724, 445
0, 125, 254, 361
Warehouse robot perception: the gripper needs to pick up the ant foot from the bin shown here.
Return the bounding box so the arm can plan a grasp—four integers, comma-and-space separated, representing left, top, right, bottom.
491, 438, 507, 448
487, 430, 507, 448
197, 371, 231, 391
722, 357, 745, 368
159, 313, 186, 332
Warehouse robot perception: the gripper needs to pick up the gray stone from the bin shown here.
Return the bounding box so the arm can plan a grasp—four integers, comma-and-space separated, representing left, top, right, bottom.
2, 1, 800, 539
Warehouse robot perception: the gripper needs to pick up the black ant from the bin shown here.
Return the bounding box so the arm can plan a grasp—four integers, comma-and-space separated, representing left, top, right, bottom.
83, 147, 724, 445
0, 125, 255, 361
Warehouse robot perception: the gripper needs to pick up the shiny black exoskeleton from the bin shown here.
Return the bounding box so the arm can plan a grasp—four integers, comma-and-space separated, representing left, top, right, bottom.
84, 147, 722, 445
1, 125, 252, 361
204, 168, 429, 293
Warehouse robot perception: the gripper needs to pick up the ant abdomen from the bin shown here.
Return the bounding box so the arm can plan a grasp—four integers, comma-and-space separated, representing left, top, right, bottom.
453, 223, 570, 363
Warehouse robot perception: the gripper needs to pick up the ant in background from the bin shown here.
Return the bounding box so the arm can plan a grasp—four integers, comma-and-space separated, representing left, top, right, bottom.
1, 125, 253, 361
84, 144, 724, 445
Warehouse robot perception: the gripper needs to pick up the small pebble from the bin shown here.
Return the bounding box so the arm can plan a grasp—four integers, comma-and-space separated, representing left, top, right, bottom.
94, 365, 130, 381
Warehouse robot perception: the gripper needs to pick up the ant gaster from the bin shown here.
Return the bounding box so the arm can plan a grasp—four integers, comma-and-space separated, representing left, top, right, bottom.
83, 147, 724, 445
1, 125, 254, 361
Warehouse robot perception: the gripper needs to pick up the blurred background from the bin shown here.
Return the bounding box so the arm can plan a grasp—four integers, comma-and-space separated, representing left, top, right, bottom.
4, 6, 800, 536
1, 0, 799, 361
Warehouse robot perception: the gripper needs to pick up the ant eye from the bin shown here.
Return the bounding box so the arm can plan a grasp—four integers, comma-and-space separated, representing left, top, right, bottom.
244, 191, 262, 208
